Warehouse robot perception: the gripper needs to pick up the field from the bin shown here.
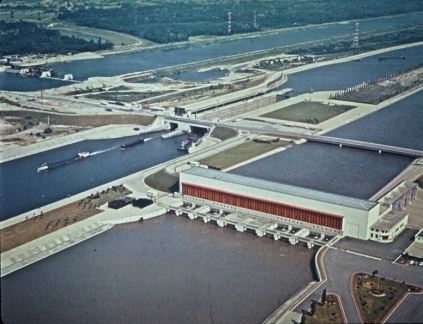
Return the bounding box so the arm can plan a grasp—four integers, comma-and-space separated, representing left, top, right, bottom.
199, 140, 289, 170
209, 126, 238, 141
352, 272, 421, 323
303, 294, 345, 324
260, 101, 355, 124
144, 168, 179, 193
86, 91, 174, 102
0, 185, 131, 253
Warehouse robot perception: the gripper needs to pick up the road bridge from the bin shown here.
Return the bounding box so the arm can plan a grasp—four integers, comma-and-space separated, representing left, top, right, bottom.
162, 117, 423, 158
304, 135, 423, 158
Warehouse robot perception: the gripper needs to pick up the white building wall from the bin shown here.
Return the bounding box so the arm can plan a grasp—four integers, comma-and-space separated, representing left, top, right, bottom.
180, 172, 379, 240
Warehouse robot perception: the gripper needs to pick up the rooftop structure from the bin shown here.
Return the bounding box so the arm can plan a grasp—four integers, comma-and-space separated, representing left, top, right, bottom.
180, 167, 414, 242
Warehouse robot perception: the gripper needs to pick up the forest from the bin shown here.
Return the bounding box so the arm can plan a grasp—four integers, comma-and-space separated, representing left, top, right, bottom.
57, 0, 423, 43
0, 21, 113, 56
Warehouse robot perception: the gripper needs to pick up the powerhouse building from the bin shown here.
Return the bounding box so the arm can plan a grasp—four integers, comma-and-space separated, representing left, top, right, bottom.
180, 167, 414, 241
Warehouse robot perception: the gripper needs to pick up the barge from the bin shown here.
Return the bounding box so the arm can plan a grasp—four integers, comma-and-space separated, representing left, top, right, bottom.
121, 138, 145, 150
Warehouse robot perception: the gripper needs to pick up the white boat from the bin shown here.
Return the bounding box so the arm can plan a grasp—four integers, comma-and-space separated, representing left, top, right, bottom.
77, 151, 89, 158
37, 163, 49, 172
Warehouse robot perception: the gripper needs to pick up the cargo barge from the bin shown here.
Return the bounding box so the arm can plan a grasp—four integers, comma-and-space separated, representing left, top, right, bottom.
37, 151, 89, 171
121, 138, 145, 150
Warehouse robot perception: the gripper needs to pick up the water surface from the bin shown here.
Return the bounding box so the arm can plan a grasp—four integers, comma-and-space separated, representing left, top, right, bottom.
1, 215, 317, 324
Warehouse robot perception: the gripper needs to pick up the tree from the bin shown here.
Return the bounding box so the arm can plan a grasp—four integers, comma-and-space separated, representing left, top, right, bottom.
44, 127, 53, 134
321, 288, 327, 305
310, 300, 317, 316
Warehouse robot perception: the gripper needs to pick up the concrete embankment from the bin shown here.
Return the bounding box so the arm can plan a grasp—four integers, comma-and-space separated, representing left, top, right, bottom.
0, 124, 156, 164
1, 202, 167, 277
1, 220, 114, 277
263, 246, 329, 324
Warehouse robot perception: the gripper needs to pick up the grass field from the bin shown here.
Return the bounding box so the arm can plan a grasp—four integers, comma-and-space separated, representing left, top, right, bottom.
86, 91, 174, 102
199, 140, 289, 170
303, 294, 344, 324
209, 126, 238, 141
260, 101, 355, 124
352, 272, 421, 323
144, 168, 180, 193
0, 185, 131, 253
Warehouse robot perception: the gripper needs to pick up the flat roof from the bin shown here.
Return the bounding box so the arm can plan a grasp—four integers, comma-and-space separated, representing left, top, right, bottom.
183, 167, 377, 211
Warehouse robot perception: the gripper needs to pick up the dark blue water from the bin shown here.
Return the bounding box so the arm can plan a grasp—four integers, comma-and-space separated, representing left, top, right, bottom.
0, 132, 185, 220
1, 12, 421, 91
231, 143, 414, 200
326, 90, 423, 150
1, 215, 316, 324
1, 14, 422, 324
2, 45, 422, 219
232, 87, 423, 200
279, 46, 423, 95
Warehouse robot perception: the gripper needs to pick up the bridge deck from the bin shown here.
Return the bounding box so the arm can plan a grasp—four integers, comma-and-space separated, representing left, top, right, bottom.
304, 135, 423, 158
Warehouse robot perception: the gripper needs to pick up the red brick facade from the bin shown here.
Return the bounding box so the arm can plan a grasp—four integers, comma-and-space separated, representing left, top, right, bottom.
182, 183, 343, 230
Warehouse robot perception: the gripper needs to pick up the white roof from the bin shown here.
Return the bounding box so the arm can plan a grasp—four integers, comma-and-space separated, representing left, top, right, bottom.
183, 167, 377, 211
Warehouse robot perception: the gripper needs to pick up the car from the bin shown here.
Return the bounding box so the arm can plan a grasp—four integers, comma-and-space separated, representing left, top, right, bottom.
410, 260, 415, 265
419, 262, 423, 267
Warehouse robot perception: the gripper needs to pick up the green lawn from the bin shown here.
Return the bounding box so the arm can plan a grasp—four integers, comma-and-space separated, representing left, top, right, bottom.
303, 294, 344, 324
144, 168, 179, 193
210, 126, 238, 141
352, 273, 420, 323
199, 140, 289, 170
260, 101, 355, 124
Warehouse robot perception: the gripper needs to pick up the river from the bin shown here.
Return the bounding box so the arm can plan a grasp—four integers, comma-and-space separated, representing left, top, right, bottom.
1, 14, 422, 324
2, 45, 421, 218
1, 215, 317, 324
0, 12, 422, 91
231, 89, 423, 200
0, 132, 186, 220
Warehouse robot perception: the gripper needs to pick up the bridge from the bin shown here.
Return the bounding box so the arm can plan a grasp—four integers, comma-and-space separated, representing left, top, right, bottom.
161, 116, 423, 158
304, 135, 423, 158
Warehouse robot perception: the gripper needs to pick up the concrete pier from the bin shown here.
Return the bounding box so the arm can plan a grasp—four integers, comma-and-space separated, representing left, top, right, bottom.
235, 224, 246, 232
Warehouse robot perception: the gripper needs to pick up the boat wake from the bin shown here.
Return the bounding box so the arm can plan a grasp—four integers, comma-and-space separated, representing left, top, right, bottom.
89, 146, 117, 156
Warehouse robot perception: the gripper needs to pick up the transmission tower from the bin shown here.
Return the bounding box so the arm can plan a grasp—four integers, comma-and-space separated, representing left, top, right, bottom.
352, 22, 359, 47
227, 12, 232, 34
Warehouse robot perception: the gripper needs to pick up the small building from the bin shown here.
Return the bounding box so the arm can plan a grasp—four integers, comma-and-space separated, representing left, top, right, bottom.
404, 229, 423, 259
108, 196, 134, 209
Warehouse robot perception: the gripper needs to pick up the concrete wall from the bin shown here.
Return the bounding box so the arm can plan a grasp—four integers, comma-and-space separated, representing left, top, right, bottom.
180, 172, 378, 240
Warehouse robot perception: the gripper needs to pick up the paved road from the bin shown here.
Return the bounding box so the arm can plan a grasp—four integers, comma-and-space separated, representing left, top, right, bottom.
334, 228, 418, 261
295, 244, 423, 323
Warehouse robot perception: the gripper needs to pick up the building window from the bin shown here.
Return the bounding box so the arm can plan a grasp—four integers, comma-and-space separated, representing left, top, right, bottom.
182, 184, 343, 230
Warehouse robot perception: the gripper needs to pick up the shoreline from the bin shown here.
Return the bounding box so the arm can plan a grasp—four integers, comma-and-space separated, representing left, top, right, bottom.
0, 124, 153, 164
1, 42, 421, 164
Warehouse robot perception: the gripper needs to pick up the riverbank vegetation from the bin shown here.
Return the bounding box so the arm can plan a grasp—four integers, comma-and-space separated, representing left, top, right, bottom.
0, 21, 113, 56
56, 1, 423, 44
331, 65, 423, 104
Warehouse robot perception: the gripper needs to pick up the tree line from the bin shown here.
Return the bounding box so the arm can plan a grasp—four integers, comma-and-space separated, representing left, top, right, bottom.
0, 21, 113, 56
57, 0, 423, 44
